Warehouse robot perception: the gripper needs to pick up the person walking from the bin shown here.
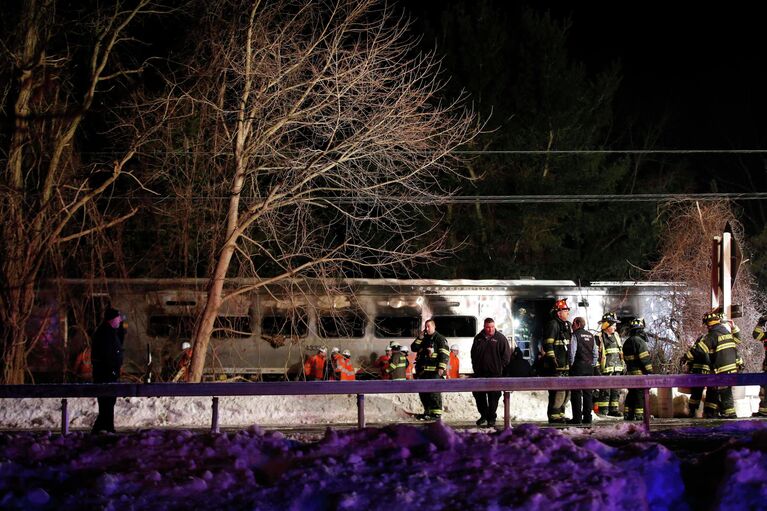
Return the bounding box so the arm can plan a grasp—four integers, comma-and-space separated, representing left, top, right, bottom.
594, 312, 624, 417
542, 299, 572, 423
622, 318, 653, 420
568, 317, 598, 425
470, 318, 511, 427
411, 319, 449, 420
91, 308, 124, 434
682, 334, 713, 418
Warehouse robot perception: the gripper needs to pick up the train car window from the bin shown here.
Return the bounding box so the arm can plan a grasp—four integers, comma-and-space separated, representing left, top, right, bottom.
433, 316, 477, 337
261, 310, 308, 337
374, 316, 420, 338
147, 315, 196, 339
212, 316, 253, 339
318, 312, 366, 338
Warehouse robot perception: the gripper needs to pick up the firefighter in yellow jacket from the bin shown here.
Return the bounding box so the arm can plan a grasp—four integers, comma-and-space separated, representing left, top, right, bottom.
694, 310, 739, 418
753, 316, 767, 417
594, 312, 624, 417
622, 318, 653, 420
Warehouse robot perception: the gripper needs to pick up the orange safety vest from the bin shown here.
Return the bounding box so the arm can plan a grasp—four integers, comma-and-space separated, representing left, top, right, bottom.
306, 354, 328, 380
405, 352, 416, 380
337, 356, 356, 381
74, 348, 92, 380
447, 352, 460, 379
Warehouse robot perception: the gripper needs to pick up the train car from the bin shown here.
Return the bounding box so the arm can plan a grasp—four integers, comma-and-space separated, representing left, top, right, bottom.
27, 278, 678, 382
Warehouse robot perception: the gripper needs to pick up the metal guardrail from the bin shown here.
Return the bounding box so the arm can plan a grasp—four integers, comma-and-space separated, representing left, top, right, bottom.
1, 373, 765, 434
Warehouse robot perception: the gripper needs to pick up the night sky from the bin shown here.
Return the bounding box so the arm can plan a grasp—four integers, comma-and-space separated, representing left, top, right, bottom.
407, 2, 767, 150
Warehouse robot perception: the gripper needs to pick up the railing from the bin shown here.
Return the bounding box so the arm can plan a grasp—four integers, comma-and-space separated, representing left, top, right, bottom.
1, 373, 765, 434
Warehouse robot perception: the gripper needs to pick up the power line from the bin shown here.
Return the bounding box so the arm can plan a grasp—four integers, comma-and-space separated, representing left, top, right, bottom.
99, 192, 767, 204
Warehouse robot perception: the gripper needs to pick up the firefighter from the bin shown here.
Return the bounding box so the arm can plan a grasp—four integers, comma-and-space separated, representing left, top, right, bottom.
373, 346, 392, 380
386, 343, 409, 380
411, 318, 450, 420
73, 345, 93, 382
447, 344, 460, 379
622, 317, 653, 420
696, 310, 739, 418
683, 333, 713, 418
542, 298, 572, 423
753, 316, 767, 417
304, 347, 332, 381
336, 349, 356, 381
594, 312, 624, 417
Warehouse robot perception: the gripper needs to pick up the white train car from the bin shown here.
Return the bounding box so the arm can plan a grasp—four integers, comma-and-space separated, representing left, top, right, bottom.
29, 278, 678, 381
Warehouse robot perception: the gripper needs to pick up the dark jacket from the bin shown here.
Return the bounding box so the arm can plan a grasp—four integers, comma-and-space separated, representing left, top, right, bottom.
698, 323, 739, 374
542, 316, 571, 375
504, 347, 534, 377
570, 327, 596, 376
91, 322, 123, 383
622, 329, 653, 375
471, 329, 512, 377
411, 331, 449, 377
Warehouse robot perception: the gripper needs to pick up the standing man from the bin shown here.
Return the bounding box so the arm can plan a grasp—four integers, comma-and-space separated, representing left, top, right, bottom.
622, 317, 653, 420
542, 298, 572, 424
594, 312, 624, 417
91, 308, 124, 434
411, 319, 449, 420
470, 318, 511, 427
753, 316, 767, 417
696, 311, 739, 418
568, 317, 598, 425
373, 346, 392, 380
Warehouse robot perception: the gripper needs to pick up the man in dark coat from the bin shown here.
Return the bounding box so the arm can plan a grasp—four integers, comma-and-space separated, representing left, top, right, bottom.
470, 317, 512, 427
568, 317, 598, 425
91, 307, 124, 433
543, 298, 572, 423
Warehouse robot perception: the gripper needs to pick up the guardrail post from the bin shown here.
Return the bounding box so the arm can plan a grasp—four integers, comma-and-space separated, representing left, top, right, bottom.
60, 399, 69, 436
357, 394, 365, 429
211, 396, 220, 434
643, 388, 651, 430
503, 391, 511, 430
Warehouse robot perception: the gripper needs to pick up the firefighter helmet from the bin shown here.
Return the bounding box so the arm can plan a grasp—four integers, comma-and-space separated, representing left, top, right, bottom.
450, 344, 459, 351
331, 347, 340, 354
389, 342, 401, 350
600, 312, 620, 330
181, 342, 192, 350
342, 349, 351, 357
702, 310, 723, 326
629, 317, 645, 330
400, 346, 409, 354
552, 298, 570, 311
318, 346, 327, 354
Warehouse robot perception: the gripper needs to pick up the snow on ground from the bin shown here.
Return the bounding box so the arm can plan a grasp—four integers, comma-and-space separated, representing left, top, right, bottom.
1, 388, 765, 510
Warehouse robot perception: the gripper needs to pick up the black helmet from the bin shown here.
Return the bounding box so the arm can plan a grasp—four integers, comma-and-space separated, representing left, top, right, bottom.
702, 310, 723, 326
629, 317, 645, 330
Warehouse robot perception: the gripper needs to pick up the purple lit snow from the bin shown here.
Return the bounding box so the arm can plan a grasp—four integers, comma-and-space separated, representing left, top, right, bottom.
1, 420, 767, 510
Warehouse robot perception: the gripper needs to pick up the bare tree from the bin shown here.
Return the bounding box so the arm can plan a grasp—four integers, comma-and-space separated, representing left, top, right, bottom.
648, 201, 764, 372
155, 0, 481, 381
0, 1, 170, 383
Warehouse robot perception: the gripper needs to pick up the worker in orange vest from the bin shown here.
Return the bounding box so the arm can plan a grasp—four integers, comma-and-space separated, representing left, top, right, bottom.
374, 346, 392, 380
447, 344, 460, 379
336, 349, 356, 380
73, 346, 93, 382
401, 346, 415, 380
304, 347, 332, 380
